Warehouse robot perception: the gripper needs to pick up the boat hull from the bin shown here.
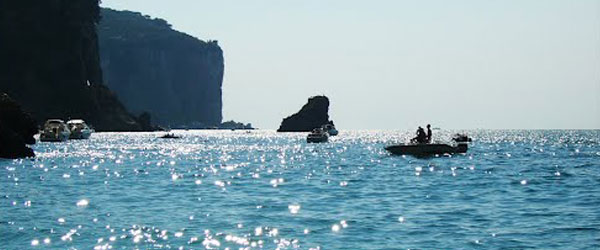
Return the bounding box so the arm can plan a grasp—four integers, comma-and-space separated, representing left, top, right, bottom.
307, 135, 328, 143
69, 130, 92, 139
40, 132, 70, 142
159, 134, 181, 139
327, 129, 339, 136
385, 143, 467, 156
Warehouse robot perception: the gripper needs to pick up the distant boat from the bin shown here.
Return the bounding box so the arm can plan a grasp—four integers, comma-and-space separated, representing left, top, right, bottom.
159, 133, 181, 139
452, 133, 472, 143
307, 128, 329, 143
40, 119, 71, 142
67, 119, 94, 139
385, 143, 467, 156
322, 124, 338, 136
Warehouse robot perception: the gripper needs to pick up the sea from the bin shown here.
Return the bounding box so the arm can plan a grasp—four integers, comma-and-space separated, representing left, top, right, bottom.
1, 130, 599, 249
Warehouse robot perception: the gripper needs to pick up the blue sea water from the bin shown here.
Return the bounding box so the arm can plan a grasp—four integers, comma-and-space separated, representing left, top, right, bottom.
1, 130, 599, 249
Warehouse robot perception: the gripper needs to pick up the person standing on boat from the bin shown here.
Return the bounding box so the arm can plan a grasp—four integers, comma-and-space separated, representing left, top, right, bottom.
426, 124, 432, 143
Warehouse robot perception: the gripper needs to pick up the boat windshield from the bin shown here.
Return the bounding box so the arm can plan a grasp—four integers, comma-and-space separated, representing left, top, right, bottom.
67, 120, 85, 125
46, 120, 64, 125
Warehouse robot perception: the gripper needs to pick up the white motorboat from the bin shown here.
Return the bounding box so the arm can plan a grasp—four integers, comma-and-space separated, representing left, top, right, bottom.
322, 124, 338, 136
40, 119, 71, 142
307, 128, 329, 143
67, 119, 94, 139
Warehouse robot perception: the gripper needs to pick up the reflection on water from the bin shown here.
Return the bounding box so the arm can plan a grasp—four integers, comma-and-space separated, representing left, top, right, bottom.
1, 130, 599, 249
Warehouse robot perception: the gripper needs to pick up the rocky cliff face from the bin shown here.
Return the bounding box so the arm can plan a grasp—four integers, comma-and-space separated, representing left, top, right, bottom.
98, 9, 224, 127
0, 0, 145, 131
278, 96, 334, 132
0, 93, 37, 158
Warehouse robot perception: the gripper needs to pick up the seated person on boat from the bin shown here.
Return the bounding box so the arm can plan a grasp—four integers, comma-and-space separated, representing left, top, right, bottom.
410, 126, 427, 144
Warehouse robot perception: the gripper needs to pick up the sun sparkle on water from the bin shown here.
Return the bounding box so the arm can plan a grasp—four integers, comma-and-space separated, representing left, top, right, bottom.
1, 129, 599, 249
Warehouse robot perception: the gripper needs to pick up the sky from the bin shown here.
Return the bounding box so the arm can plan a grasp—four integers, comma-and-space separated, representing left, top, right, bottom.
101, 0, 600, 129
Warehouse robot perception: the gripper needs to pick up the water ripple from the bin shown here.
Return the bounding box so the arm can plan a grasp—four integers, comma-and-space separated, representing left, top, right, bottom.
1, 130, 599, 249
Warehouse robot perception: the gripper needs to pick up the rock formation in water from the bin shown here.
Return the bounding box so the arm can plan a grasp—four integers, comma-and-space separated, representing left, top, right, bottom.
0, 0, 147, 131
219, 121, 254, 130
0, 93, 37, 158
278, 96, 334, 132
98, 9, 224, 127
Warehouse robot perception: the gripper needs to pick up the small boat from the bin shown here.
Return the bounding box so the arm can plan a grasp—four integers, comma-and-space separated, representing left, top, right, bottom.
40, 119, 71, 142
385, 143, 467, 156
307, 128, 329, 143
322, 124, 338, 136
452, 133, 472, 143
159, 133, 181, 139
67, 119, 94, 139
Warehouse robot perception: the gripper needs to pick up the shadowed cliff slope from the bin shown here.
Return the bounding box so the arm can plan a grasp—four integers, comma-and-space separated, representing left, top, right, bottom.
99, 9, 224, 127
0, 93, 37, 158
0, 0, 144, 131
278, 96, 334, 132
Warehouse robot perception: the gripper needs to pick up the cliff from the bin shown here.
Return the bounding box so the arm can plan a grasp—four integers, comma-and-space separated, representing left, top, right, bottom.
278, 96, 334, 132
98, 8, 224, 127
0, 93, 37, 158
0, 0, 146, 131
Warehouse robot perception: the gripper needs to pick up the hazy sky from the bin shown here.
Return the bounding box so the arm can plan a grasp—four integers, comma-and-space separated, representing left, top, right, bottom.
101, 0, 600, 129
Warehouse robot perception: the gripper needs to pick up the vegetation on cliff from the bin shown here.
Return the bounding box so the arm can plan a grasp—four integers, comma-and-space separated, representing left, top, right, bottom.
99, 8, 224, 127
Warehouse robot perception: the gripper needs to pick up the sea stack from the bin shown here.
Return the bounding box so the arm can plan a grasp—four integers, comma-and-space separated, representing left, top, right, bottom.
277, 96, 334, 132
0, 93, 37, 159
